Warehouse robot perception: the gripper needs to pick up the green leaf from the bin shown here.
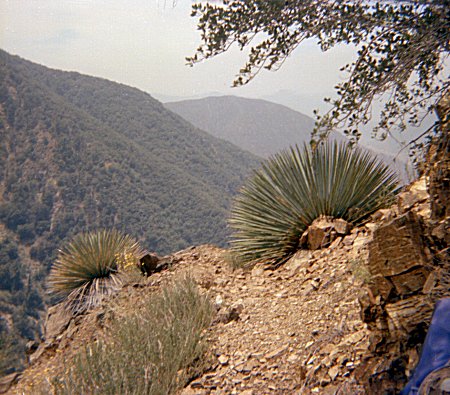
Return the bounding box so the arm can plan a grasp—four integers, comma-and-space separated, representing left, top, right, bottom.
48, 229, 145, 314
229, 141, 399, 268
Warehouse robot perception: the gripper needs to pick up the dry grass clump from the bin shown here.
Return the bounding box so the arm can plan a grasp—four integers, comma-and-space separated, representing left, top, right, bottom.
50, 274, 213, 395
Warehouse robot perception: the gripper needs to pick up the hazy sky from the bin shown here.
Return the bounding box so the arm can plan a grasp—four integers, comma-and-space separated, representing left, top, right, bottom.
0, 0, 357, 115
1, 0, 442, 158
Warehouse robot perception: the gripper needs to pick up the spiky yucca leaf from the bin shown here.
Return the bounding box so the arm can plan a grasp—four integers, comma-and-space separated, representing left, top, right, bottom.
229, 142, 399, 268
48, 229, 144, 314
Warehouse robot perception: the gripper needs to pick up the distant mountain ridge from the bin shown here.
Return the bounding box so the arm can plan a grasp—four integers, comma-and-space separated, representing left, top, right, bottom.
166, 95, 328, 157
0, 50, 260, 374
166, 95, 412, 182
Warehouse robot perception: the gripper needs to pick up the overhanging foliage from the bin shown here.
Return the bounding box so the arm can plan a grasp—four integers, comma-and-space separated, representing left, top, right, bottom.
188, 1, 449, 142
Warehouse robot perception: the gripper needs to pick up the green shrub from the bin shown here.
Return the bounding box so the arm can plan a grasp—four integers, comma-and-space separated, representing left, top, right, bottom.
50, 275, 213, 395
48, 229, 144, 314
229, 142, 399, 268
0, 330, 24, 376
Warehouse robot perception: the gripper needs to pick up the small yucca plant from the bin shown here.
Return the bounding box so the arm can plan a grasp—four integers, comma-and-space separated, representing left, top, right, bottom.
229, 141, 399, 268
48, 229, 145, 314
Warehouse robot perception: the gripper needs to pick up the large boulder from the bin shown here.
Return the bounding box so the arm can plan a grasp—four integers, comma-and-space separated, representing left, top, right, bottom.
300, 216, 351, 250
368, 211, 431, 301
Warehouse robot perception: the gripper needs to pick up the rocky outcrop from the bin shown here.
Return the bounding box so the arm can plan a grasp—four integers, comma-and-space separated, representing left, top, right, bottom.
429, 91, 450, 225
358, 175, 449, 393
350, 93, 450, 393
368, 211, 430, 299
300, 217, 351, 250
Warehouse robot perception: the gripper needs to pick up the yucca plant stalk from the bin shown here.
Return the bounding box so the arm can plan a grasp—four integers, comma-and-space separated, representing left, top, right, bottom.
229, 141, 399, 268
48, 229, 144, 314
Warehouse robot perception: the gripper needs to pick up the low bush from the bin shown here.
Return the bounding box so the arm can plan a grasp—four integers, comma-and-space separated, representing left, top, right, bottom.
50, 275, 213, 395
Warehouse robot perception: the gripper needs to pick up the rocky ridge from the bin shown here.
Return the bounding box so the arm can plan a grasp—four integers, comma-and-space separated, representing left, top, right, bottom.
5, 173, 446, 394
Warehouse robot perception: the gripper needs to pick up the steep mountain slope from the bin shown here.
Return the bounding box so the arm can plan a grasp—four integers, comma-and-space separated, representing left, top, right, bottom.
0, 50, 260, 374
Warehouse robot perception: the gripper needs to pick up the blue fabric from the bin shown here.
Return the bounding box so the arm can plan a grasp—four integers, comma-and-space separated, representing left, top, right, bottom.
401, 297, 450, 395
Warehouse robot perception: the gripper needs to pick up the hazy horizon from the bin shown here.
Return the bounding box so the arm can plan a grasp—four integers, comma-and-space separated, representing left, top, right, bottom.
0, 1, 355, 113
0, 0, 436, 156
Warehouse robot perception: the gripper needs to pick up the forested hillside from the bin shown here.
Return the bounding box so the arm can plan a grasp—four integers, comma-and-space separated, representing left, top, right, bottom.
0, 50, 260, 374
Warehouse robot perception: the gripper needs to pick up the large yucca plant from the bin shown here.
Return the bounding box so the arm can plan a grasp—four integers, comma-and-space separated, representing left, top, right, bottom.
229, 141, 399, 268
48, 229, 144, 314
